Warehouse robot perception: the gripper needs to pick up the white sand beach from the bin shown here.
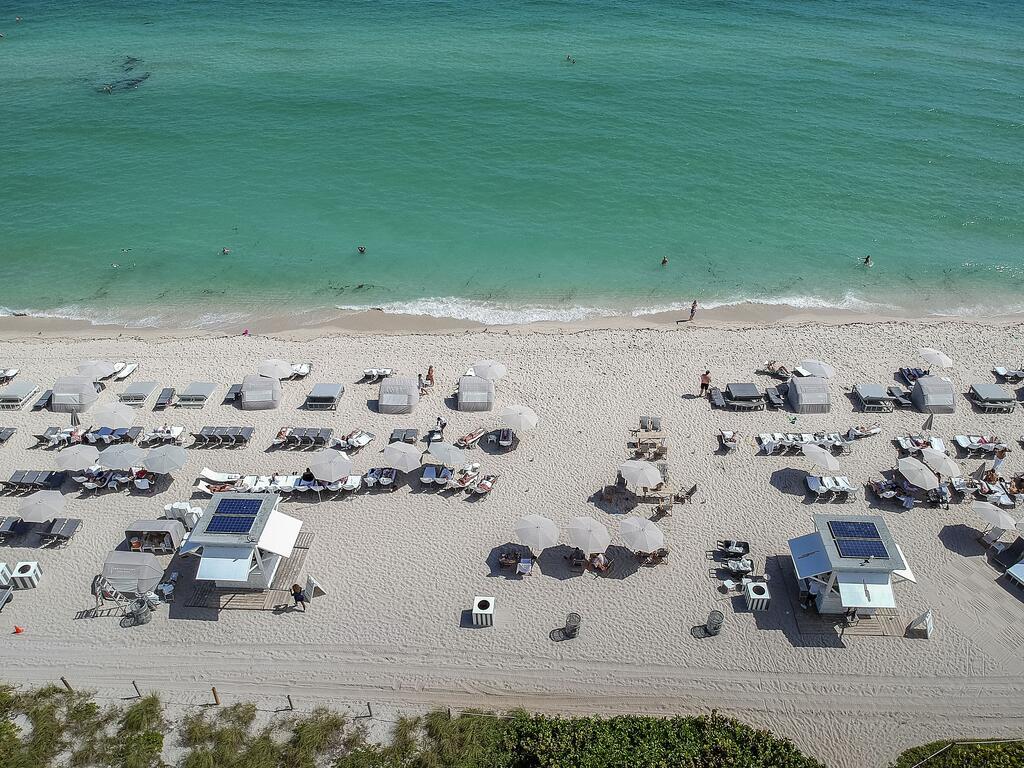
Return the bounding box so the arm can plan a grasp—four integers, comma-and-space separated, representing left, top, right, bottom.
0, 319, 1022, 767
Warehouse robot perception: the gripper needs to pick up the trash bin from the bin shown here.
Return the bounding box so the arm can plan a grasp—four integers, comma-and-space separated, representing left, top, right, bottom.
0, 562, 11, 588
128, 599, 152, 626
744, 581, 771, 611
472, 596, 494, 627
564, 612, 581, 638
11, 561, 41, 589
705, 610, 724, 636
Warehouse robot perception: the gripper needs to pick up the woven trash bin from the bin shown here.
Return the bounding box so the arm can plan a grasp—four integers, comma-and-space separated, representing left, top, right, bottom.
705, 610, 724, 636
128, 599, 152, 626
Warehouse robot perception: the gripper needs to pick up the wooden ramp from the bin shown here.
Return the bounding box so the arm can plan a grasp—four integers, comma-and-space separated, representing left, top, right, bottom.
185, 532, 314, 611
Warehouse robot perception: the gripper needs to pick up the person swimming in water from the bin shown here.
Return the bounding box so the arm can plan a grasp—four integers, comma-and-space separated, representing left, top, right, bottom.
864, 255, 872, 267
222, 247, 231, 255
357, 245, 366, 254
661, 256, 669, 266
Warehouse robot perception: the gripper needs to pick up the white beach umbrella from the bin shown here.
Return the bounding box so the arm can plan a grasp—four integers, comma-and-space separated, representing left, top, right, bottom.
56, 444, 100, 471
802, 444, 840, 473
472, 359, 508, 381
567, 517, 610, 555
18, 490, 66, 523
426, 442, 466, 467
77, 359, 115, 380
514, 515, 559, 553
381, 442, 422, 473
620, 517, 665, 553
920, 448, 961, 478
919, 347, 953, 369
91, 402, 136, 429
897, 457, 939, 491
258, 358, 293, 380
98, 444, 147, 470
618, 460, 662, 488
798, 359, 835, 379
306, 449, 352, 482
143, 445, 188, 475
972, 501, 1017, 532
500, 405, 539, 433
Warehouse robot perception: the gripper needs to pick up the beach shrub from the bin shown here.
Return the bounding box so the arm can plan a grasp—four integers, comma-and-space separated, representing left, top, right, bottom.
890, 739, 1024, 768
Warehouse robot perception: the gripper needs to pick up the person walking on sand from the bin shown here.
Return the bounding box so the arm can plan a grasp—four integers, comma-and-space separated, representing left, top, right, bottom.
699, 370, 711, 397
993, 447, 1007, 473
290, 584, 308, 611
426, 365, 435, 387
690, 300, 698, 321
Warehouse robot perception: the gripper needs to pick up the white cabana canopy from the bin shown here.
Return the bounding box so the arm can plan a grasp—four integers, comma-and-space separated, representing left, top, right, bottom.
787, 376, 831, 414
196, 545, 254, 582
378, 377, 419, 414
911, 376, 955, 414
257, 510, 303, 558
456, 376, 494, 412
51, 376, 98, 413
102, 551, 164, 595
240, 374, 281, 411
836, 572, 897, 609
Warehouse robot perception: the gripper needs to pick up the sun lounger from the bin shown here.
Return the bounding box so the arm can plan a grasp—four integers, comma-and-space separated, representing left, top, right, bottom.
719, 430, 739, 452
289, 362, 312, 379
899, 367, 929, 385
806, 476, 831, 499
31, 389, 52, 411
764, 387, 785, 410
887, 386, 913, 409
305, 382, 343, 410
420, 465, 438, 484
113, 362, 139, 381
953, 435, 1007, 456
455, 427, 487, 448
473, 474, 497, 494
362, 367, 395, 383
990, 536, 1024, 572
154, 387, 175, 410
41, 517, 82, 547
448, 463, 480, 491
0, 381, 40, 411
992, 366, 1024, 384
497, 428, 514, 448
223, 383, 242, 404
0, 368, 18, 384
0, 427, 15, 447
967, 384, 1016, 414
708, 387, 727, 409
118, 380, 158, 406
759, 360, 791, 380
177, 382, 217, 408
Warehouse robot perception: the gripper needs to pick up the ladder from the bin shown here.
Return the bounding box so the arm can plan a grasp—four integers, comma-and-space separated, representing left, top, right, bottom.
93, 575, 132, 616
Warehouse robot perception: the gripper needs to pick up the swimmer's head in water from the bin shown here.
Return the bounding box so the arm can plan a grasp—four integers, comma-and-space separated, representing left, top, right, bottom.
357, 246, 366, 254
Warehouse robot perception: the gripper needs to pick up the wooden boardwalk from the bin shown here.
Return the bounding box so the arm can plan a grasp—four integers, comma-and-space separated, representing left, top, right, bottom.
185, 532, 314, 611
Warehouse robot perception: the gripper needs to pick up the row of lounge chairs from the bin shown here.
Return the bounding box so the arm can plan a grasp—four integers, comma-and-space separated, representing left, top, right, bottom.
190, 427, 254, 447
138, 426, 185, 446
72, 468, 157, 493
895, 434, 1010, 457
0, 515, 81, 547
806, 475, 858, 501
0, 427, 16, 446
2, 470, 68, 494
420, 463, 497, 494
757, 432, 852, 455
272, 427, 334, 449
196, 469, 362, 496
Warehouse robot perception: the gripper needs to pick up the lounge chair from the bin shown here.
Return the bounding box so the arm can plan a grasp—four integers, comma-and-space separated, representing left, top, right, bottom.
953, 435, 1007, 456
363, 467, 382, 488
289, 363, 312, 379
177, 382, 217, 408
806, 476, 832, 499
0, 368, 18, 384
708, 387, 727, 409
638, 547, 669, 566
899, 367, 929, 385
846, 424, 881, 440
650, 416, 662, 431
473, 474, 497, 494
154, 387, 175, 409
340, 474, 362, 492
41, 517, 82, 547
764, 386, 785, 410
759, 361, 791, 380
455, 427, 487, 448
990, 536, 1024, 571
436, 466, 453, 485
114, 363, 139, 381
448, 463, 480, 490
0, 427, 15, 447
497, 428, 514, 448
887, 386, 913, 409
719, 430, 739, 452
223, 383, 243, 404
718, 539, 750, 557
31, 389, 53, 411
305, 382, 343, 410
420, 465, 438, 484
992, 366, 1024, 384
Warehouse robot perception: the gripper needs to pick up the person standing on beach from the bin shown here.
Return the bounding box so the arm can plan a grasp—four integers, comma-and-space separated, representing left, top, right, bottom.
699, 370, 711, 396
290, 584, 308, 612
426, 365, 435, 387
690, 300, 698, 321
993, 447, 1007, 473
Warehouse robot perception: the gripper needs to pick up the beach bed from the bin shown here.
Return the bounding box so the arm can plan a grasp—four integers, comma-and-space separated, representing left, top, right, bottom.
118, 381, 159, 407
177, 382, 217, 408
854, 383, 894, 413
967, 384, 1015, 414
0, 381, 40, 411
305, 383, 344, 410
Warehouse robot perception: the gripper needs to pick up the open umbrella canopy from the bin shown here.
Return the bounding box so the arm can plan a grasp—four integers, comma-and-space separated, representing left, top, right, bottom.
620, 517, 665, 552
426, 442, 466, 467
972, 501, 1017, 531
514, 515, 559, 553
898, 457, 939, 490
798, 359, 835, 378
258, 358, 293, 380
91, 402, 136, 429
77, 359, 115, 380
802, 444, 840, 473
382, 442, 422, 472
567, 517, 610, 554
56, 444, 99, 471
920, 448, 961, 478
98, 444, 147, 470
18, 490, 66, 523
919, 347, 953, 369
143, 445, 188, 475
500, 405, 539, 433
618, 460, 662, 488
471, 359, 507, 381
306, 449, 352, 482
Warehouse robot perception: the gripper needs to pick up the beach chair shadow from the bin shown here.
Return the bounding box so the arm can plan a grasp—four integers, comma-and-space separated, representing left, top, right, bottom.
937, 523, 988, 558
769, 468, 814, 501
366, 399, 380, 413
538, 545, 585, 581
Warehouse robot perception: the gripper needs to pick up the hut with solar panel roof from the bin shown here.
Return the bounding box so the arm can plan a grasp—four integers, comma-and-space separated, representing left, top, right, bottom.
788, 513, 916, 618
182, 493, 303, 590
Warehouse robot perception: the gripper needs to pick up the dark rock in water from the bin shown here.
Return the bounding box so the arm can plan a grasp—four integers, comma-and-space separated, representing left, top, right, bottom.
97, 71, 151, 94
122, 55, 141, 72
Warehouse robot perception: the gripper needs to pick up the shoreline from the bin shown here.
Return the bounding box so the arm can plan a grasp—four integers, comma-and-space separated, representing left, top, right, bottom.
1, 302, 1022, 341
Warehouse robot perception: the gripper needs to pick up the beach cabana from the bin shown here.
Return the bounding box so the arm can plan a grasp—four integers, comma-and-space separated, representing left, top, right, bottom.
125, 519, 185, 555
50, 376, 99, 413
101, 551, 164, 596
787, 376, 830, 414
183, 493, 302, 590
240, 375, 281, 411
378, 376, 419, 414
788, 513, 914, 618
457, 375, 494, 412
0, 381, 39, 410
911, 375, 955, 414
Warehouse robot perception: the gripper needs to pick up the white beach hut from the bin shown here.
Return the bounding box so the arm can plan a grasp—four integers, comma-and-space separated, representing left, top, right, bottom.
240, 374, 282, 411
378, 376, 419, 414
911, 376, 955, 414
51, 376, 99, 413
787, 376, 831, 414
456, 375, 494, 412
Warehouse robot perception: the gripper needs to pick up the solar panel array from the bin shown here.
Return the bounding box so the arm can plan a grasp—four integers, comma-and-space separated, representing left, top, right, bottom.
206, 497, 262, 536
829, 519, 889, 559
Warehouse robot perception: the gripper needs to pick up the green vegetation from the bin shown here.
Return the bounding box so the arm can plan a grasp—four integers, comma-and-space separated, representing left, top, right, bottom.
890, 739, 1024, 768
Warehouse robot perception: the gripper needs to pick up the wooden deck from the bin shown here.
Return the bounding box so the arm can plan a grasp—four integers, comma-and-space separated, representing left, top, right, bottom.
185, 532, 314, 611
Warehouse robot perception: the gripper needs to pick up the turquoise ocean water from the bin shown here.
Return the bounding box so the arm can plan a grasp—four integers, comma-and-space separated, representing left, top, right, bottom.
2, 0, 1023, 327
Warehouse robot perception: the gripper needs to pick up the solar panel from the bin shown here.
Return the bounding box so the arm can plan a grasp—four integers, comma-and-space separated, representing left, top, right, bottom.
206, 514, 256, 535
835, 538, 889, 559
215, 498, 261, 517
828, 521, 880, 540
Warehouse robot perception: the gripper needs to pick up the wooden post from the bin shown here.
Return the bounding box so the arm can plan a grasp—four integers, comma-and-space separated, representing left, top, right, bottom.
132, 680, 142, 698
60, 677, 73, 692
366, 701, 373, 718
287, 695, 294, 711
211, 687, 221, 706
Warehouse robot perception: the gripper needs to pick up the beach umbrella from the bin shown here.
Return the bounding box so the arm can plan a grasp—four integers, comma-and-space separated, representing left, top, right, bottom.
972, 501, 1017, 532
514, 515, 559, 553
919, 347, 953, 369
472, 359, 507, 381
258, 358, 293, 380
426, 442, 466, 467
71, 411, 81, 427
620, 517, 665, 553
77, 359, 115, 380
17, 491, 66, 523
567, 517, 610, 554
500, 405, 539, 433
56, 444, 99, 471
798, 359, 835, 379
143, 445, 188, 475
897, 457, 939, 491
91, 402, 136, 429
306, 449, 352, 482
802, 444, 840, 473
381, 442, 422, 473
618, 460, 662, 488
921, 414, 935, 433
98, 444, 147, 470
920, 448, 961, 478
